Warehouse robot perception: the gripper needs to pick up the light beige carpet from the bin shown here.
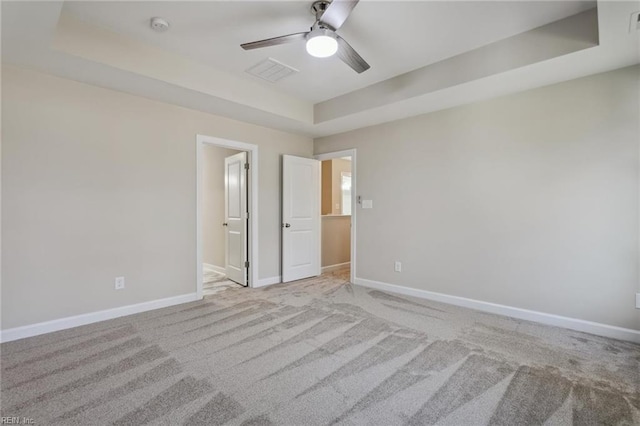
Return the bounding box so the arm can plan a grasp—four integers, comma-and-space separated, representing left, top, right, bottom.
1, 270, 639, 425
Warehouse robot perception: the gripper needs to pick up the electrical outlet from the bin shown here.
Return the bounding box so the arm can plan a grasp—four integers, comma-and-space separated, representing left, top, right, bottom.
636, 293, 640, 309
394, 261, 402, 272
115, 276, 125, 290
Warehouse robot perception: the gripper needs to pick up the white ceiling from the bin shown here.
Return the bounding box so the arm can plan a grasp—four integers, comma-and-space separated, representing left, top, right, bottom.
63, 1, 596, 103
2, 1, 639, 137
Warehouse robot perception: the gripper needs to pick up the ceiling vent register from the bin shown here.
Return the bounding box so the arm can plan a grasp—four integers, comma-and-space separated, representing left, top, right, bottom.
245, 58, 299, 83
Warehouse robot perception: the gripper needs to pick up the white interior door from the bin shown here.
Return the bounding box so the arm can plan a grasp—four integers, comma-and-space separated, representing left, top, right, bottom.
225, 152, 248, 286
282, 155, 320, 282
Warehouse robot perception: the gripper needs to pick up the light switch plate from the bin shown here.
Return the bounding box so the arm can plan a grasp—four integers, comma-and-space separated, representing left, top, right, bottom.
362, 200, 373, 209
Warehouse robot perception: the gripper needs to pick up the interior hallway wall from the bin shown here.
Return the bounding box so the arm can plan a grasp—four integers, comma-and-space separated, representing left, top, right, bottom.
321, 216, 351, 268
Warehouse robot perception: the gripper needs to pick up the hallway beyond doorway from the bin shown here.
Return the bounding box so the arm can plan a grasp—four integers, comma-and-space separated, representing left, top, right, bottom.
203, 264, 243, 297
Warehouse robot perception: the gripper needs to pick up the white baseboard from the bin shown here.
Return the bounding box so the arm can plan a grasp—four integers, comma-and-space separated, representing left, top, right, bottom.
321, 262, 351, 273
203, 263, 225, 274
354, 277, 640, 344
254, 276, 281, 288
0, 293, 199, 343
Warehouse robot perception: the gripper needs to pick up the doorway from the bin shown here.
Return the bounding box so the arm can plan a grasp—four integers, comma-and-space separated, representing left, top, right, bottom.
202, 147, 245, 295
196, 135, 259, 299
315, 150, 356, 284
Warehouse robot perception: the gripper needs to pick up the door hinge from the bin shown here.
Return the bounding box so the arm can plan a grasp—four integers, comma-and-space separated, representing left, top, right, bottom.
244, 163, 250, 170
245, 261, 250, 268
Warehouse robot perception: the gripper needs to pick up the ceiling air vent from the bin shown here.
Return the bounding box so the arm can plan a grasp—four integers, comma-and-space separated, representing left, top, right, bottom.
245, 58, 299, 83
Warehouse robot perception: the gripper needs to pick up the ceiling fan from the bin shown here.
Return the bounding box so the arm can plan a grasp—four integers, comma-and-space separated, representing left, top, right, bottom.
240, 0, 370, 74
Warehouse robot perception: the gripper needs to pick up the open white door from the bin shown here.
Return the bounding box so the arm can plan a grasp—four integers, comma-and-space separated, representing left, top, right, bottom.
282, 155, 321, 282
225, 152, 248, 286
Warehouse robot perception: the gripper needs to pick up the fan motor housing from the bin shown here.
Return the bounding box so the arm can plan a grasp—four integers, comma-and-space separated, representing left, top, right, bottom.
311, 1, 332, 20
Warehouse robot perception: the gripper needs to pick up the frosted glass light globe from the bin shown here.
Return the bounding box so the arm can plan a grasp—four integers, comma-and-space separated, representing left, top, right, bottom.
306, 32, 338, 58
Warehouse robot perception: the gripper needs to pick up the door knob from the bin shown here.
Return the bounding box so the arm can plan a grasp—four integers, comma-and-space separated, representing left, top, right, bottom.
222, 223, 228, 227
282, 223, 291, 228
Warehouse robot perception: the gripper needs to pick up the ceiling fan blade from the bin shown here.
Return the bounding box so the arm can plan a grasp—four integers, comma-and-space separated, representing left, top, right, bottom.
241, 32, 308, 50
319, 0, 359, 30
336, 36, 370, 73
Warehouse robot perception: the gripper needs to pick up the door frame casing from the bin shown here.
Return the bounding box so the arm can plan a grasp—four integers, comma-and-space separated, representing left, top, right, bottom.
196, 134, 259, 297
314, 149, 357, 284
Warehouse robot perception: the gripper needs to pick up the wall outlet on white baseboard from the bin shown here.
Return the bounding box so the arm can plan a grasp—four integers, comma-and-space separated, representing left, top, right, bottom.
394, 261, 402, 272
115, 276, 125, 290
636, 293, 640, 309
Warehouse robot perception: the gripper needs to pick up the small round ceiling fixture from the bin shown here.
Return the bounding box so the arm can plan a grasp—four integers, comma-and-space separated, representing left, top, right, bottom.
150, 17, 170, 32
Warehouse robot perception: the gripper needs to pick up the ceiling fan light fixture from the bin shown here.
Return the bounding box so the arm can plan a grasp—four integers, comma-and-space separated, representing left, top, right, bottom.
240, 0, 369, 73
305, 29, 338, 58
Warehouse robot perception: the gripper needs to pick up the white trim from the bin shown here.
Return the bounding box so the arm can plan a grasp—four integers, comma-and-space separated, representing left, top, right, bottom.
203, 263, 226, 275
321, 262, 351, 273
255, 276, 281, 288
314, 149, 357, 285
196, 135, 259, 295
0, 293, 198, 343
353, 277, 640, 343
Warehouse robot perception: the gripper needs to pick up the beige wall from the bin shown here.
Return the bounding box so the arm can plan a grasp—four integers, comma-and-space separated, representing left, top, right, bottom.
316, 66, 640, 330
1, 65, 312, 329
321, 216, 351, 268
3, 64, 638, 332
202, 145, 241, 268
